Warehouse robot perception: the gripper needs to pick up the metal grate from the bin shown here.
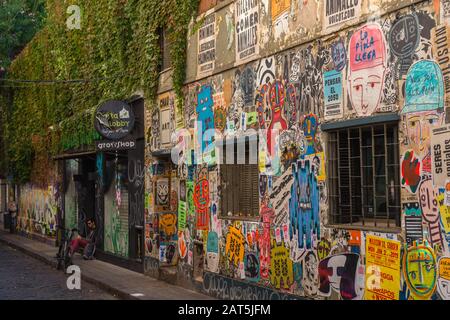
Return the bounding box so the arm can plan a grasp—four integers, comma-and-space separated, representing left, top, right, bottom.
327, 122, 401, 229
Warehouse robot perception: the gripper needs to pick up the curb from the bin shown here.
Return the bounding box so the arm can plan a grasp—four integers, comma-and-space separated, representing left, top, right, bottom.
0, 235, 139, 300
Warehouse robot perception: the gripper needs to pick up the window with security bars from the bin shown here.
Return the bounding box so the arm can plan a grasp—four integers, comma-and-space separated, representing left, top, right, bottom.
327, 122, 401, 229
159, 28, 172, 71
218, 136, 259, 220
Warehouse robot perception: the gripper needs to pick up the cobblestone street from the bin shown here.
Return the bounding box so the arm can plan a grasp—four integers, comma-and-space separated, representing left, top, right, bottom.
0, 243, 116, 300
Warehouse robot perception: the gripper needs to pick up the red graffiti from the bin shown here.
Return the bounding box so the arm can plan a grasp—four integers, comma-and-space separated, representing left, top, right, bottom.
194, 170, 210, 230
401, 150, 421, 193
259, 205, 274, 279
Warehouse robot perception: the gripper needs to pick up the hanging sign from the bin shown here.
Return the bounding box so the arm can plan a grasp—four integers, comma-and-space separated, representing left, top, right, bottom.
94, 100, 135, 140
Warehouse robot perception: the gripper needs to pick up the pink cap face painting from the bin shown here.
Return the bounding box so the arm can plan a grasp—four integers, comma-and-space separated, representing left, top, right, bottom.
348, 23, 387, 117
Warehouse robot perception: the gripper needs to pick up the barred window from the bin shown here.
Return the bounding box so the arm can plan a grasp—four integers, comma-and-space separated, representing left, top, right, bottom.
218, 136, 259, 220
159, 28, 172, 71
327, 122, 401, 229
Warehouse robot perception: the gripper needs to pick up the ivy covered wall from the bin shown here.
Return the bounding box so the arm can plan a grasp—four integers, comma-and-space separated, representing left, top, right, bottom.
1, 0, 200, 184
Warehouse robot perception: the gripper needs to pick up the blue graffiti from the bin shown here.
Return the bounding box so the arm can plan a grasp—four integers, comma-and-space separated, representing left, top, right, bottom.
289, 160, 320, 249
196, 85, 215, 154
96, 153, 103, 180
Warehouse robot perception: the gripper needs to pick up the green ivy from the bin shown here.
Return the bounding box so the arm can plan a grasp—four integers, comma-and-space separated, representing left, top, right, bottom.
1, 0, 200, 184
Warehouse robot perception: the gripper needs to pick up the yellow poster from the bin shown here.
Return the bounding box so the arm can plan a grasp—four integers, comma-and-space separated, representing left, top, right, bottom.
365, 235, 401, 300
271, 0, 290, 20
437, 193, 450, 234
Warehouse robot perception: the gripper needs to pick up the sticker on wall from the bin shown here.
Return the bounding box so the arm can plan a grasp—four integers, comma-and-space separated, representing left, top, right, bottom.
225, 225, 245, 267
419, 179, 444, 247
401, 150, 422, 194
403, 203, 424, 245
323, 70, 343, 120
318, 253, 361, 300
205, 231, 219, 273
271, 0, 290, 39
178, 201, 186, 231
159, 213, 177, 239
244, 251, 260, 282
269, 239, 293, 290
365, 235, 401, 300
389, 14, 420, 76
347, 23, 387, 117
403, 241, 437, 300
438, 257, 450, 300
431, 124, 450, 187
194, 167, 210, 230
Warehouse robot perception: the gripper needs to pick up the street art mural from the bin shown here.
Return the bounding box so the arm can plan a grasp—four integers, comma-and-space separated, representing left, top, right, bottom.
140, 2, 450, 300
18, 184, 57, 237
403, 241, 437, 300
318, 253, 361, 300
347, 23, 387, 117
289, 160, 320, 250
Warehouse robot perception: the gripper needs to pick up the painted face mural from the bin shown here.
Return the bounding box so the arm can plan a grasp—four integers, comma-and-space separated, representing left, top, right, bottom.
319, 253, 360, 300
419, 179, 439, 224
194, 167, 210, 230
403, 241, 437, 300
402, 60, 444, 171
438, 257, 450, 300
388, 14, 420, 58
405, 111, 443, 157
348, 23, 387, 117
419, 179, 444, 247
303, 251, 319, 296
156, 179, 169, 206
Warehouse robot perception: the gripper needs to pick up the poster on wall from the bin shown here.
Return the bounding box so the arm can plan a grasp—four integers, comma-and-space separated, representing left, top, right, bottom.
323, 70, 343, 120
159, 92, 174, 148
198, 11, 216, 77
323, 0, 361, 31
365, 234, 401, 300
431, 124, 450, 188
235, 0, 259, 64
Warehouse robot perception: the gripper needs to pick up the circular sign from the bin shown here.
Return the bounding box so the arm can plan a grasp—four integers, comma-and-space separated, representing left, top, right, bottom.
389, 14, 420, 58
94, 100, 135, 140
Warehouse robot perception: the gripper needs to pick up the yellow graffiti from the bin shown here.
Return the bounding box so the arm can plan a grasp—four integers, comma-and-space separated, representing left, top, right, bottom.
437, 193, 450, 234
439, 257, 450, 280
403, 241, 437, 300
225, 225, 245, 266
160, 213, 177, 238
270, 240, 294, 289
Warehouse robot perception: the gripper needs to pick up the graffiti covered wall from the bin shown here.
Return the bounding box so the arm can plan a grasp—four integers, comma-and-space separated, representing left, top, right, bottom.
144, 0, 450, 300
17, 184, 58, 238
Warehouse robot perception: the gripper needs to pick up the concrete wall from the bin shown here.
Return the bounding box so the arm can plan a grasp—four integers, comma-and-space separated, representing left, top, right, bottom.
144, 0, 450, 300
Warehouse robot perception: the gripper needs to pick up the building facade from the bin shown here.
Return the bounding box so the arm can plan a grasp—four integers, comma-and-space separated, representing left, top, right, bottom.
10, 0, 450, 300
144, 0, 450, 300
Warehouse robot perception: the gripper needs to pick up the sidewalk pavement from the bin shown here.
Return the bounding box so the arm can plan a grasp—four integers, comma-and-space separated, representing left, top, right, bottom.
0, 229, 213, 300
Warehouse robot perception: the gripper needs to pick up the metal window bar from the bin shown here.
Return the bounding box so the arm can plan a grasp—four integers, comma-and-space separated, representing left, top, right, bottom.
330, 123, 400, 228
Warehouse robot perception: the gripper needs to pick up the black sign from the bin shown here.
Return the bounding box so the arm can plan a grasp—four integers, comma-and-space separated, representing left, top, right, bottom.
94, 100, 135, 140
95, 139, 136, 151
